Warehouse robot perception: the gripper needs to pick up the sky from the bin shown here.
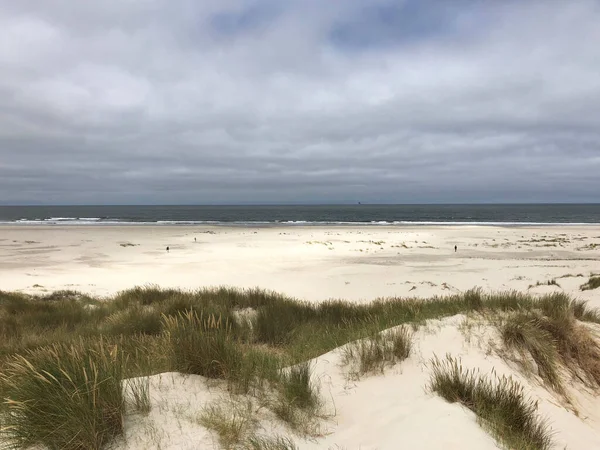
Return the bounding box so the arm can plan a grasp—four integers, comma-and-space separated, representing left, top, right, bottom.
0, 0, 599, 205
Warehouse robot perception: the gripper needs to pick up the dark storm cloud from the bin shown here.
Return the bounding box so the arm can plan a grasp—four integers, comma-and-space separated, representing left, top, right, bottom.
0, 0, 599, 204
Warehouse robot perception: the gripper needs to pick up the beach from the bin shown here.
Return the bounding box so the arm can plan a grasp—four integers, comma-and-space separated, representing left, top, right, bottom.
2, 224, 600, 449
1, 224, 599, 304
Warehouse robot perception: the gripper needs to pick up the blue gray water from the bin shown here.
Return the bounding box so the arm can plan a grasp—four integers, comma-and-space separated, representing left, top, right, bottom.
1, 204, 599, 225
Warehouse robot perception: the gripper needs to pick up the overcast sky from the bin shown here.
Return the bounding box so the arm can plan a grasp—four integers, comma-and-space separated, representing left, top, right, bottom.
1, 0, 599, 205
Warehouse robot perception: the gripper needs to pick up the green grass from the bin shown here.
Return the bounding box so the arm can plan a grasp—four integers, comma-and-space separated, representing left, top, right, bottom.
273, 362, 324, 435
500, 313, 563, 393
163, 311, 243, 380
342, 326, 412, 377
124, 376, 151, 415
429, 356, 553, 450
198, 399, 258, 449
103, 305, 163, 336
279, 362, 319, 410
1, 287, 599, 449
497, 292, 600, 395
0, 339, 125, 450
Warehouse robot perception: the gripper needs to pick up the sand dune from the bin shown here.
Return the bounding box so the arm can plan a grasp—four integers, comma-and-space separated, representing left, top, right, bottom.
117, 315, 600, 450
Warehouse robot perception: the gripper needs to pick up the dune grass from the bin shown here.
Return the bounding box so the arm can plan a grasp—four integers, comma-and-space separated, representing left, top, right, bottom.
0, 339, 124, 450
124, 376, 151, 415
430, 356, 553, 450
581, 276, 600, 291
272, 362, 325, 436
342, 326, 412, 377
0, 286, 599, 449
245, 435, 298, 450
198, 399, 258, 449
163, 311, 243, 379
500, 313, 564, 393
498, 294, 600, 393
279, 362, 319, 410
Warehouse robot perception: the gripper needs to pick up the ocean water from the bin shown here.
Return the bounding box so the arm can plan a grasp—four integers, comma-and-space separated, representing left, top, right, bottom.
0, 204, 599, 226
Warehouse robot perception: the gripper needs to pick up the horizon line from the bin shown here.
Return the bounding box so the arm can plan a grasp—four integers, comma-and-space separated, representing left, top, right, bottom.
1, 202, 600, 207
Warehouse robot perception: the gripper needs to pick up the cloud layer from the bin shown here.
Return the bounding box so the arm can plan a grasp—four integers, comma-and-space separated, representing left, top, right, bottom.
1, 0, 599, 204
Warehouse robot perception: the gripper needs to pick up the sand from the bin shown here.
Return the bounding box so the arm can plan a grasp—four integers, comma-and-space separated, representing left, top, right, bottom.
1, 224, 599, 305
118, 315, 600, 450
2, 224, 600, 449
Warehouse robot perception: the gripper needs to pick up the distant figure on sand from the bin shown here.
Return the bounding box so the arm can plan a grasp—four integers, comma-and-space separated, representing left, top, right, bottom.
454, 245, 457, 252
166, 246, 170, 253
194, 237, 196, 242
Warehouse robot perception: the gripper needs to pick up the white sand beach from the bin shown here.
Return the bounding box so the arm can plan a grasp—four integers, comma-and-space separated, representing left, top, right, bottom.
1, 224, 600, 450
1, 224, 599, 304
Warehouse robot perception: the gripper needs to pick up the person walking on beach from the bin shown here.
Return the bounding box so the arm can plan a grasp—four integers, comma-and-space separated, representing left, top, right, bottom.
454, 245, 457, 252
166, 246, 170, 253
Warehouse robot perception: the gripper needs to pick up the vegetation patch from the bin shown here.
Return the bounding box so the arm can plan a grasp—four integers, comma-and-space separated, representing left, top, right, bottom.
198, 399, 258, 449
0, 339, 125, 450
581, 276, 600, 291
430, 356, 553, 450
0, 287, 599, 449
342, 326, 412, 377
497, 294, 600, 396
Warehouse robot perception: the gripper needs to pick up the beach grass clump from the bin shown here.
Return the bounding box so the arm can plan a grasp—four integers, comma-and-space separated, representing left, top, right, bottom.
253, 299, 317, 345
0, 339, 125, 450
429, 356, 553, 450
279, 362, 319, 410
342, 326, 412, 376
163, 311, 243, 380
570, 299, 600, 323
198, 399, 258, 449
272, 362, 324, 435
2, 295, 103, 332
162, 310, 279, 394
113, 285, 182, 307
124, 376, 152, 415
103, 305, 163, 336
0, 313, 19, 340
245, 435, 298, 450
500, 313, 563, 393
581, 276, 600, 291
498, 296, 600, 393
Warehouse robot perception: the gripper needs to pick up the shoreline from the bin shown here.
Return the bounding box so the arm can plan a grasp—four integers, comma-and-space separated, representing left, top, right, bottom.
2, 221, 600, 227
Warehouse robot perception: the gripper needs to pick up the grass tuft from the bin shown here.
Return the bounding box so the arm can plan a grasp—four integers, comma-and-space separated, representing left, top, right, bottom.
124, 376, 152, 415
272, 361, 324, 436
342, 326, 412, 376
581, 276, 600, 291
0, 339, 125, 450
279, 362, 319, 410
500, 313, 563, 393
198, 399, 257, 449
245, 435, 298, 449
104, 305, 163, 336
430, 355, 553, 450
163, 310, 242, 379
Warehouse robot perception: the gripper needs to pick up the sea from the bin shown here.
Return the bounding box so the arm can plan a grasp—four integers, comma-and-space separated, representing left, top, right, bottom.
0, 204, 599, 226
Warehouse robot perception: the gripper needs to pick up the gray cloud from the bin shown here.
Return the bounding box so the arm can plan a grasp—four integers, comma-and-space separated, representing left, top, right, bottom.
0, 0, 599, 204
